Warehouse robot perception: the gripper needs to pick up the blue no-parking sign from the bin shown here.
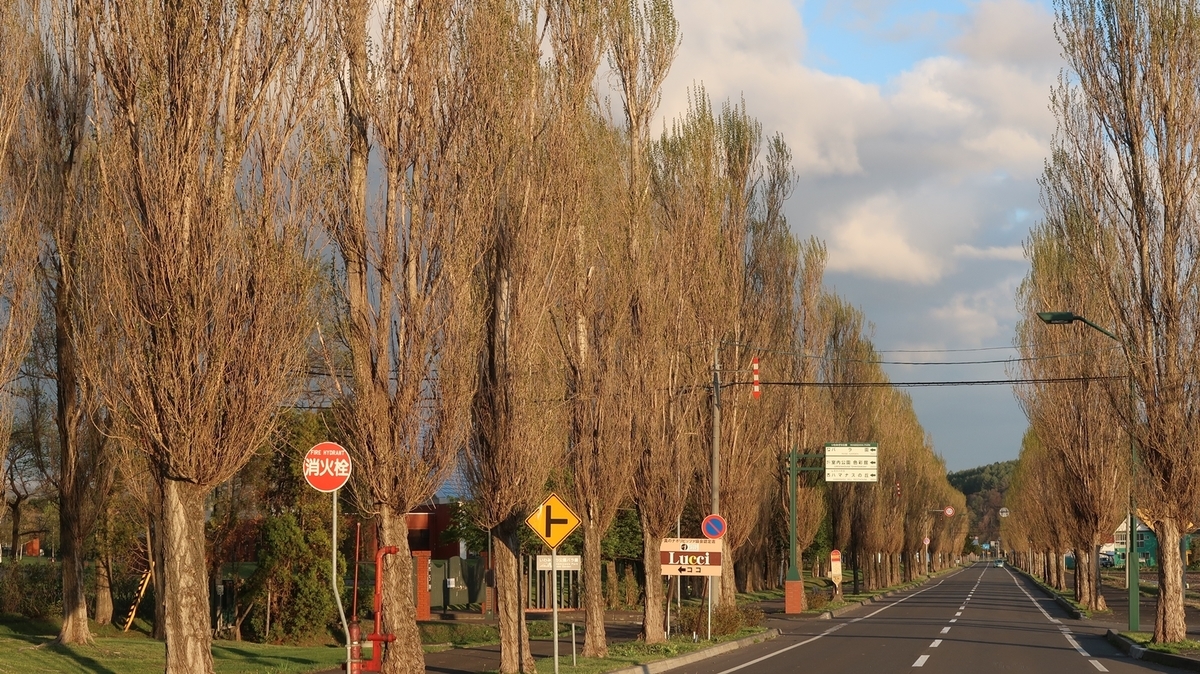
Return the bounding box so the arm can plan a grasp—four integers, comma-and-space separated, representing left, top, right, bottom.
702, 514, 727, 540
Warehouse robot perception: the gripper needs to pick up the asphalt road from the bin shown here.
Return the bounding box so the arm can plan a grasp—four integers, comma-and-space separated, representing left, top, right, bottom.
674, 562, 1186, 673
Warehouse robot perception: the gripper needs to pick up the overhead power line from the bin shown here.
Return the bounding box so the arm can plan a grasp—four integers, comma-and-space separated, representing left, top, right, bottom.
753, 375, 1124, 389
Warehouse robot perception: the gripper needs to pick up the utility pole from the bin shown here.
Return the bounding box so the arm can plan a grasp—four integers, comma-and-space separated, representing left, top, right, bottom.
708, 343, 720, 631
711, 344, 720, 517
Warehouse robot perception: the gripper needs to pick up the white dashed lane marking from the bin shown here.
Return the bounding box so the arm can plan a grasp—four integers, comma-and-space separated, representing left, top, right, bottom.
1090, 660, 1108, 671
709, 571, 967, 674
913, 655, 929, 667
940, 626, 951, 634
930, 639, 942, 647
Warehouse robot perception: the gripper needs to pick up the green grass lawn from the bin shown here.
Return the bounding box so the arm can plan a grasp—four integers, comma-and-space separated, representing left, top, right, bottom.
0, 616, 346, 674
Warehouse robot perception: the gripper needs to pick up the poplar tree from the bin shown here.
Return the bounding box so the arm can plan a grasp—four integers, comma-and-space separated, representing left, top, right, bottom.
1044, 0, 1200, 641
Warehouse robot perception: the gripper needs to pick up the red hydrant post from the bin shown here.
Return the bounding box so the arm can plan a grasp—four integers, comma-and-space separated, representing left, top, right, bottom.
363, 546, 400, 673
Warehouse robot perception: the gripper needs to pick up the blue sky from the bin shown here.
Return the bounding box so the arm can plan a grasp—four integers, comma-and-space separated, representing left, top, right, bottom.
799, 0, 976, 84
658, 0, 1063, 471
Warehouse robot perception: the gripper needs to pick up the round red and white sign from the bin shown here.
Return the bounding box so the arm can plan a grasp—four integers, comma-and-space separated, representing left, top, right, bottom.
944, 506, 956, 517
923, 537, 930, 546
303, 442, 352, 492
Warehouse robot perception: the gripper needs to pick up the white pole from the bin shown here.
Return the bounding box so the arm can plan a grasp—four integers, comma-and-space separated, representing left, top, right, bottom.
332, 491, 350, 670
666, 580, 671, 638
571, 622, 576, 667
552, 547, 560, 674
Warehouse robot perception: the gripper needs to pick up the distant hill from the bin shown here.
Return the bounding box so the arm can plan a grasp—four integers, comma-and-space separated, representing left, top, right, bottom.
947, 460, 1016, 549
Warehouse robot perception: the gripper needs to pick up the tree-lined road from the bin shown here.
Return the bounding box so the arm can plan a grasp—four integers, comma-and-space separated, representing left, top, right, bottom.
678, 563, 1182, 673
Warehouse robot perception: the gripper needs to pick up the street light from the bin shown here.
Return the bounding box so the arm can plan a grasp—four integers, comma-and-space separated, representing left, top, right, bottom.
1036, 310, 1138, 632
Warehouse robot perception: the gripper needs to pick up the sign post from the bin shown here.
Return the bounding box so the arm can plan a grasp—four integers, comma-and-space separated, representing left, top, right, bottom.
660, 538, 723, 640
700, 515, 726, 640
526, 493, 581, 674
303, 442, 353, 670
830, 549, 843, 594
785, 447, 803, 613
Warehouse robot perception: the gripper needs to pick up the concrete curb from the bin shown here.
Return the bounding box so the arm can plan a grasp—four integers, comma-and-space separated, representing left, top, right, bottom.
1008, 565, 1086, 620
1105, 629, 1200, 672
604, 628, 780, 674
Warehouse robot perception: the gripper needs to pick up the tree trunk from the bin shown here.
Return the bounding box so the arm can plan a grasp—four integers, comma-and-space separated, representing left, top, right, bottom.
8, 501, 20, 559
56, 278, 90, 645
720, 550, 737, 605
624, 563, 639, 607
1154, 518, 1187, 643
95, 551, 113, 625
380, 505, 424, 674
494, 523, 535, 674
152, 515, 167, 640
580, 520, 607, 657
1075, 549, 1091, 610
639, 521, 665, 644
161, 478, 213, 674
605, 560, 618, 609
58, 507, 90, 643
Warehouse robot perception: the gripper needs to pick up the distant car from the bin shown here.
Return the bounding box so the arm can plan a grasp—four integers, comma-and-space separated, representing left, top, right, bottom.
1100, 555, 1115, 568
994, 559, 1004, 568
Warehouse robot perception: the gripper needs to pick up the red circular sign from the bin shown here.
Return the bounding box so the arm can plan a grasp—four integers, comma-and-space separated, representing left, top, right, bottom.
303, 442, 352, 492
944, 506, 956, 517
923, 537, 930, 546
831, 549, 841, 563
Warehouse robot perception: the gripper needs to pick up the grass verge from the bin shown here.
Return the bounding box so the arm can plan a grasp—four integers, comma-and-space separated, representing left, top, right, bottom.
0, 614, 347, 674
1121, 631, 1200, 656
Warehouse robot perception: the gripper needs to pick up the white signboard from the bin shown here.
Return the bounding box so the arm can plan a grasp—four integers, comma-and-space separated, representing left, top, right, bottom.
659, 538, 723, 576
536, 555, 582, 572
824, 443, 878, 482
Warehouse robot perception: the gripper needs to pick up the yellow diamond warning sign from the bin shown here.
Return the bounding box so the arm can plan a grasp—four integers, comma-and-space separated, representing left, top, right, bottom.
525, 492, 581, 550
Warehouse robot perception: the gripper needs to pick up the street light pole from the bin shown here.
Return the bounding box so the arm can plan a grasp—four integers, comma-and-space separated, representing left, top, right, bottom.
1036, 311, 1138, 632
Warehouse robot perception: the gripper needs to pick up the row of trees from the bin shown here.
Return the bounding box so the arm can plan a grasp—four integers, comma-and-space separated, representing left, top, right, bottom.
0, 1, 968, 673
1004, 0, 1200, 644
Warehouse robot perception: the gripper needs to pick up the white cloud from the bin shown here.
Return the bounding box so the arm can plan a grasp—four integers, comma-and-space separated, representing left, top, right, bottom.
826, 193, 944, 283
953, 244, 1026, 261
659, 0, 1059, 284
929, 275, 1024, 345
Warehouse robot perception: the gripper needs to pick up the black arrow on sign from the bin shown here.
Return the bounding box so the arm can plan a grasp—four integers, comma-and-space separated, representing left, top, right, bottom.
678, 567, 686, 574
545, 505, 569, 539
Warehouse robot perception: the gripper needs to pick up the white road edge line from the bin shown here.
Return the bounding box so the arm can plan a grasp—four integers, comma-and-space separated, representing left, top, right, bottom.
913, 655, 930, 667
710, 570, 967, 674
1005, 568, 1104, 663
